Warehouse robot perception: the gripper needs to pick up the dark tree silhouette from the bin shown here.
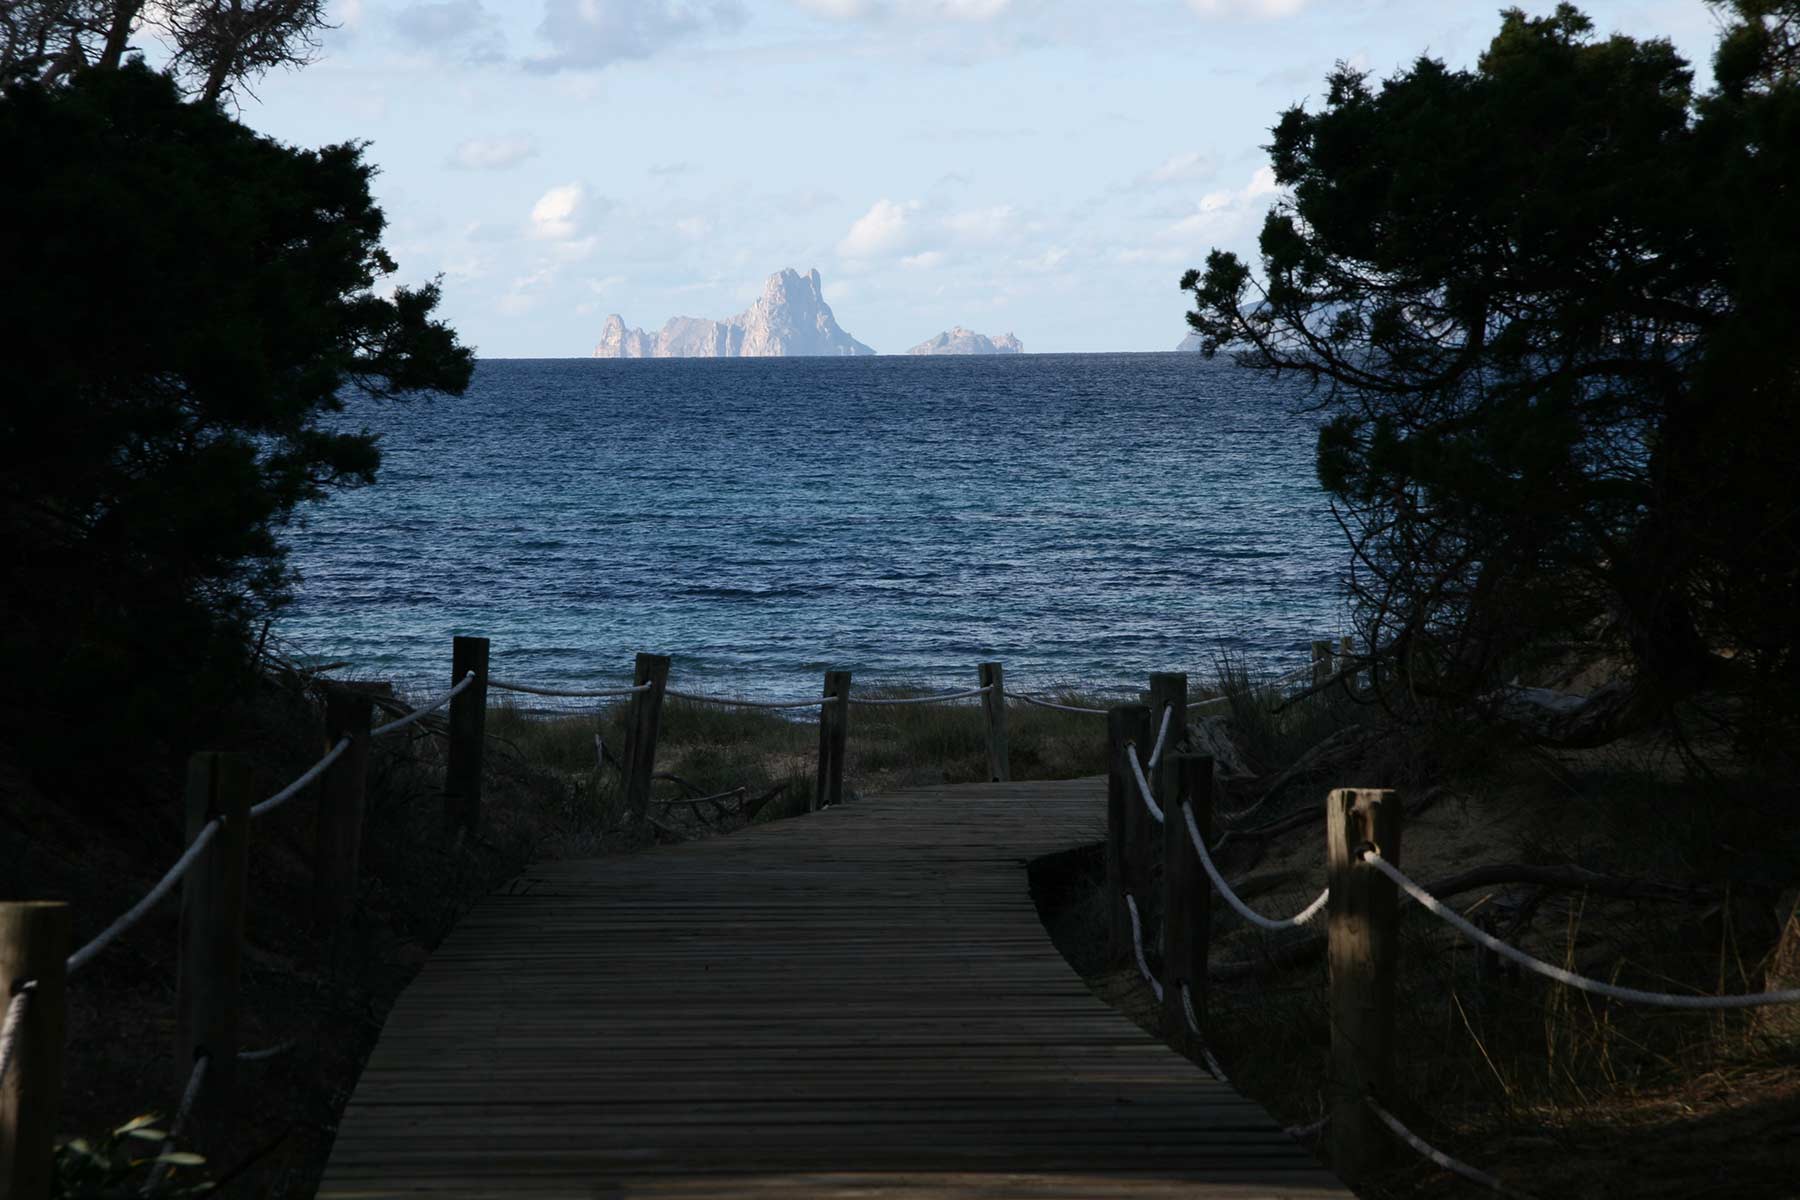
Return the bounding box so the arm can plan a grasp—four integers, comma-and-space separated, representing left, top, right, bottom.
1, 0, 330, 103
1182, 2, 1799, 749
0, 62, 473, 786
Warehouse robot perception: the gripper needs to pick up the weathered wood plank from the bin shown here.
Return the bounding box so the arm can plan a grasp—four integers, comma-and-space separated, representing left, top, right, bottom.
319, 778, 1349, 1198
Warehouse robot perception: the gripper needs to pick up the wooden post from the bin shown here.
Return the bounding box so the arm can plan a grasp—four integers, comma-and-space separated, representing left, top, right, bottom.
445, 635, 490, 831
177, 752, 253, 1115
814, 670, 852, 811
1326, 787, 1403, 1185
621, 652, 671, 824
316, 685, 375, 931
1, 902, 67, 1200
1163, 753, 1213, 1036
1105, 704, 1152, 964
978, 662, 1010, 783
1146, 671, 1187, 810
1312, 639, 1334, 687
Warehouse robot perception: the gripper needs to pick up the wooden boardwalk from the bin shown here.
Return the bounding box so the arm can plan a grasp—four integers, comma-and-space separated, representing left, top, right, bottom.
319, 779, 1349, 1198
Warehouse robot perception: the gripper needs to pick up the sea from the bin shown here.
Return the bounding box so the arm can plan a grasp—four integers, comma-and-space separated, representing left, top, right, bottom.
276, 353, 1350, 704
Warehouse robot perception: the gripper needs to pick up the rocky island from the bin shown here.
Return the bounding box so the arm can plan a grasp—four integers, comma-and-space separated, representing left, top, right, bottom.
906, 327, 1023, 355
593, 268, 874, 357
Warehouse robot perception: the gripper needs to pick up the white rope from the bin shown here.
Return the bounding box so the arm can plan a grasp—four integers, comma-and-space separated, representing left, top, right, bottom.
1182, 802, 1329, 931
1285, 1115, 1329, 1141
1369, 1098, 1536, 1198
249, 738, 351, 820
663, 689, 827, 709
142, 1054, 209, 1196
1364, 851, 1800, 1009
1004, 690, 1108, 716
1146, 704, 1174, 770
845, 686, 991, 706
0, 986, 31, 1084
489, 679, 650, 698
1179, 982, 1230, 1083
238, 1039, 297, 1063
1124, 892, 1164, 1002
1125, 743, 1165, 825
66, 821, 221, 976
371, 672, 475, 736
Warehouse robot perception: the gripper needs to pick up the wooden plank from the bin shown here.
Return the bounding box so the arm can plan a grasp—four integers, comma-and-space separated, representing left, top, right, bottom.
319, 778, 1350, 1198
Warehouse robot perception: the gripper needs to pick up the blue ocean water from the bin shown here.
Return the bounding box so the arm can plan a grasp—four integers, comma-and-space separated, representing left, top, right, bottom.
277, 353, 1349, 701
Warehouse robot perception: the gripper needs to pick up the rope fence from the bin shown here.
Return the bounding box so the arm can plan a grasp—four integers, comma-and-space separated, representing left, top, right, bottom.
0, 986, 30, 1085
1100, 659, 1800, 1192
1368, 1099, 1538, 1199
370, 671, 475, 736
1365, 851, 1800, 1009
65, 820, 220, 976
248, 737, 350, 820
662, 688, 827, 709
489, 679, 651, 699
0, 633, 1374, 1193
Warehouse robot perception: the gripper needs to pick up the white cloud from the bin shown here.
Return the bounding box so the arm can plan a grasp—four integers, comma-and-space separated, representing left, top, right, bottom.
674, 216, 712, 240
1185, 0, 1305, 18
901, 250, 946, 269
1120, 164, 1284, 266
448, 135, 538, 170
837, 198, 919, 259
527, 0, 747, 72
530, 183, 587, 240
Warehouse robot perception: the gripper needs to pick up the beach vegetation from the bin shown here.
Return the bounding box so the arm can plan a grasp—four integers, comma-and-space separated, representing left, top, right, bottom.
0, 60, 472, 800
1182, 1, 1800, 757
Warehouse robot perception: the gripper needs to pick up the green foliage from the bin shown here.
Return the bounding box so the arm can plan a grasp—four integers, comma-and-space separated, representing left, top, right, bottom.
1181, 3, 1800, 749
0, 62, 472, 792
54, 1113, 212, 1199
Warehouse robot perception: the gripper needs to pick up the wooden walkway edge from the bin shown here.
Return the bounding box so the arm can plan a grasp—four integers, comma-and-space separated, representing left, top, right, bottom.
318, 779, 1350, 1198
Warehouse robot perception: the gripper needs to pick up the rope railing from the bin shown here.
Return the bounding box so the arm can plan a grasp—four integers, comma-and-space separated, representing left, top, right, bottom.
845, 685, 990, 706
1364, 850, 1800, 1009
662, 688, 827, 709
1180, 790, 1328, 931
1145, 704, 1173, 771
489, 678, 651, 698
1178, 982, 1230, 1083
237, 1039, 297, 1063
370, 672, 475, 736
140, 1053, 209, 1197
1125, 742, 1165, 824
249, 737, 350, 820
1003, 689, 1109, 715
1368, 1098, 1537, 1199
65, 820, 221, 976
1124, 892, 1164, 1002
0, 985, 30, 1084
9, 639, 1355, 1190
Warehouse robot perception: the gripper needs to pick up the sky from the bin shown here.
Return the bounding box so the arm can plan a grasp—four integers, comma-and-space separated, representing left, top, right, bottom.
232, 0, 1727, 357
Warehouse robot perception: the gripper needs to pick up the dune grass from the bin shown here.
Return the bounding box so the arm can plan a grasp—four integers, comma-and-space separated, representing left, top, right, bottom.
484, 681, 1117, 831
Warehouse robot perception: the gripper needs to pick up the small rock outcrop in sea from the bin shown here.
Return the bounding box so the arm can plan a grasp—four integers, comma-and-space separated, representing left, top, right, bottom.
1175, 331, 1204, 351
905, 326, 1023, 355
593, 268, 875, 358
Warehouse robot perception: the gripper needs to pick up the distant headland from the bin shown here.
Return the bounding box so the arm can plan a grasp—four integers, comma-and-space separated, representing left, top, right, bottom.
593, 268, 874, 358
906, 326, 1023, 355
